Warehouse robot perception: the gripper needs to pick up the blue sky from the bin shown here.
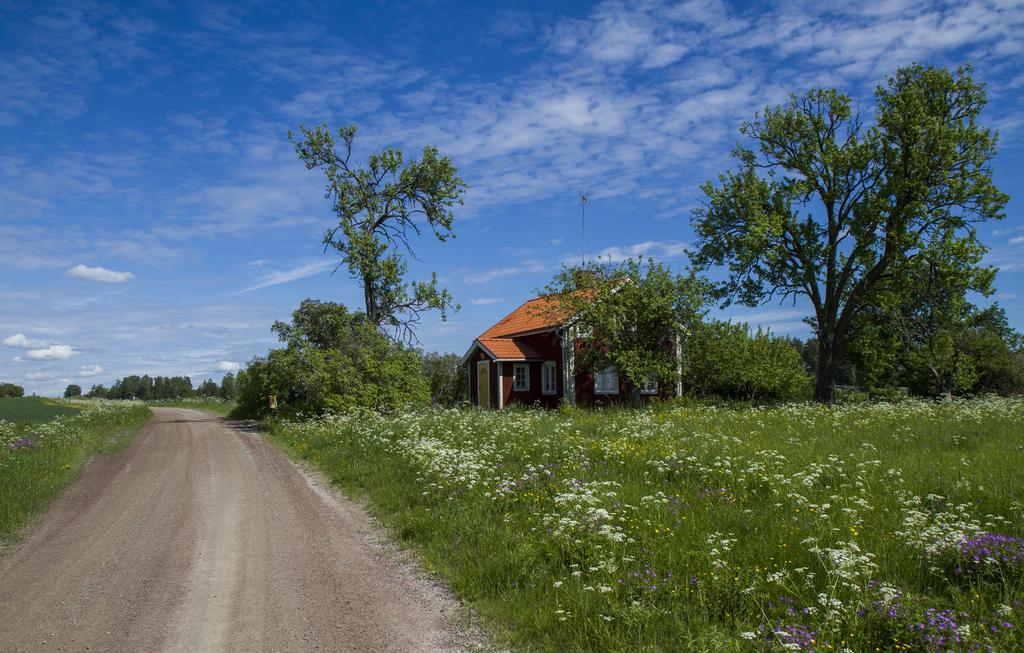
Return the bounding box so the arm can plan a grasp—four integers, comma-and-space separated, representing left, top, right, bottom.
2, 0, 1023, 396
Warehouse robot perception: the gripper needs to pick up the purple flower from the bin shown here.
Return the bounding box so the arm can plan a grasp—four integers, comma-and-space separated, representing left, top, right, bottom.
759, 623, 825, 652
959, 533, 1024, 570
911, 608, 964, 651
7, 436, 37, 451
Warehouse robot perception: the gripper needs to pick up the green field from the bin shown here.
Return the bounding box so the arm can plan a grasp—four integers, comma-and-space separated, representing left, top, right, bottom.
0, 396, 81, 424
269, 399, 1024, 652
0, 398, 151, 543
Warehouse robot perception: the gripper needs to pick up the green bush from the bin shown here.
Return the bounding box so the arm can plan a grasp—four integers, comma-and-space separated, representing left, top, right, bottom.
421, 352, 468, 407
683, 320, 811, 402
834, 387, 870, 404
236, 299, 430, 418
869, 385, 910, 402
0, 383, 24, 398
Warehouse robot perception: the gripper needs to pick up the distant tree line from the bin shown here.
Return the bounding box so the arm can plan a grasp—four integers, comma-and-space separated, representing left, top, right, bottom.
0, 382, 25, 397
83, 374, 238, 401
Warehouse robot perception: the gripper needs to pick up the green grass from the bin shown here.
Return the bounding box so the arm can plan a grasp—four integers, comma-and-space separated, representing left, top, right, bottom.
147, 398, 237, 416
267, 399, 1024, 652
0, 399, 151, 545
0, 396, 81, 424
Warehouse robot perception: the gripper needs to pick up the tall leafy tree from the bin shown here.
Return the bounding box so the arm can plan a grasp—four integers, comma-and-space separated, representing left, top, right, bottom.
197, 378, 220, 397
540, 258, 710, 401
220, 373, 237, 400
63, 384, 82, 398
847, 233, 1023, 397
691, 64, 1008, 403
961, 305, 1024, 396
272, 299, 363, 350
237, 299, 430, 417
420, 352, 466, 407
857, 231, 994, 396
291, 124, 467, 342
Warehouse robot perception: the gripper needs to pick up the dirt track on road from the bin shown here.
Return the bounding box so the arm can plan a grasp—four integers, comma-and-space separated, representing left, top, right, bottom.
0, 408, 484, 652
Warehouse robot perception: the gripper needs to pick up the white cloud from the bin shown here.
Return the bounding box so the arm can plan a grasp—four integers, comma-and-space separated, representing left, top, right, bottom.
993, 225, 1024, 237
567, 240, 690, 264
25, 344, 78, 360
78, 364, 103, 377
1010, 236, 1024, 245
216, 361, 240, 372
469, 297, 503, 305
67, 264, 135, 283
465, 260, 548, 285
3, 333, 47, 348
235, 260, 334, 294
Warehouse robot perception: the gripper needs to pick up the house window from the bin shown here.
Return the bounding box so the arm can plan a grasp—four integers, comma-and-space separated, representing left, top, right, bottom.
640, 372, 658, 395
594, 366, 619, 394
513, 363, 529, 391
542, 361, 557, 395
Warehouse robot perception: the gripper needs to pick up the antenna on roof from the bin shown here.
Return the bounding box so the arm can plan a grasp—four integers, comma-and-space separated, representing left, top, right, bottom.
579, 191, 588, 267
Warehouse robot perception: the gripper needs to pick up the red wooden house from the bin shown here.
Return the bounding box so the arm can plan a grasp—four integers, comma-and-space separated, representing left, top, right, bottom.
461, 294, 683, 408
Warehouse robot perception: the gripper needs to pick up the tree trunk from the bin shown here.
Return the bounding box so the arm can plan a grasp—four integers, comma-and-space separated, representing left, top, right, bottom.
363, 276, 379, 326
814, 335, 837, 404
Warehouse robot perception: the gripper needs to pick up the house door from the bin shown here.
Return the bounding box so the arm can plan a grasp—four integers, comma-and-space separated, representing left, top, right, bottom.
477, 360, 490, 408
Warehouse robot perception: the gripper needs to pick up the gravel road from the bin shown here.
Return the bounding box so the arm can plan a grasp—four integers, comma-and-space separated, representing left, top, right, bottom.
0, 408, 485, 652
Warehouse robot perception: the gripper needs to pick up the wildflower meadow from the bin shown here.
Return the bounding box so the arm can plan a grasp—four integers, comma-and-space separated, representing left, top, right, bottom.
0, 398, 150, 542
269, 398, 1024, 652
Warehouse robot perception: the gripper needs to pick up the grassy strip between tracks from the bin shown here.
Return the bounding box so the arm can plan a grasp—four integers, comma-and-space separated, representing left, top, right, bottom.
0, 398, 151, 545
263, 399, 1024, 652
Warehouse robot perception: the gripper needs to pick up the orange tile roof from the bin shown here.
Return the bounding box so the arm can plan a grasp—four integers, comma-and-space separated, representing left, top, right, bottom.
466, 291, 594, 362
477, 337, 542, 360
478, 295, 572, 339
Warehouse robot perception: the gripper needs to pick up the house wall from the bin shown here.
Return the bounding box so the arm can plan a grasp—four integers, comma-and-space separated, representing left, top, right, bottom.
468, 350, 499, 408
469, 328, 680, 409
571, 336, 680, 407
576, 370, 663, 407
502, 331, 564, 408
574, 368, 629, 407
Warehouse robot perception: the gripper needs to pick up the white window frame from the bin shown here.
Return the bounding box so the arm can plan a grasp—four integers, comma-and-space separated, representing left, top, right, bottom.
594, 366, 619, 395
513, 363, 530, 391
541, 361, 557, 395
640, 372, 658, 395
